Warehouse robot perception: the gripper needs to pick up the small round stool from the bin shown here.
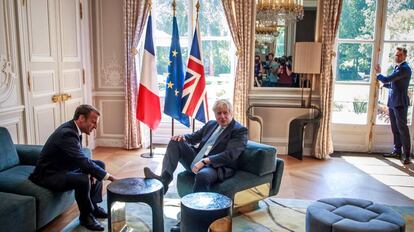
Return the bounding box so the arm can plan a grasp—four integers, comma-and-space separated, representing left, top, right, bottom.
107, 177, 164, 232
306, 198, 405, 232
180, 192, 232, 232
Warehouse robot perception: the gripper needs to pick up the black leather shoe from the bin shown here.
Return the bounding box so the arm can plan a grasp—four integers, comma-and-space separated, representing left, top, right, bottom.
170, 221, 180, 232
401, 155, 412, 165
383, 151, 401, 158
92, 206, 108, 219
144, 167, 169, 194
79, 214, 104, 231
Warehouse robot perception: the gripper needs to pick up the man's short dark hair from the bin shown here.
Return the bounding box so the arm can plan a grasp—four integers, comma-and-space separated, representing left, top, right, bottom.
396, 47, 408, 56
73, 104, 100, 120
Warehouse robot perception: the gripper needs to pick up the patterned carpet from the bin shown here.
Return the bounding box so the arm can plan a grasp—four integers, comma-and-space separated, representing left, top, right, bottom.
63, 196, 414, 232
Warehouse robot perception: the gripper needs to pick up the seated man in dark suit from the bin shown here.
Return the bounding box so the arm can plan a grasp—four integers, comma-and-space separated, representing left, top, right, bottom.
144, 99, 248, 193
29, 104, 118, 231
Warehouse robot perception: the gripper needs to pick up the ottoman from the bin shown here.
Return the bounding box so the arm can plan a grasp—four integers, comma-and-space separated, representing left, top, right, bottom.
306, 198, 405, 232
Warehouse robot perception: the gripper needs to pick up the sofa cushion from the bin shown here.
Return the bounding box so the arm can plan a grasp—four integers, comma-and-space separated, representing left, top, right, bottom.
177, 170, 273, 198
238, 140, 277, 176
0, 192, 36, 232
0, 165, 75, 228
0, 127, 19, 171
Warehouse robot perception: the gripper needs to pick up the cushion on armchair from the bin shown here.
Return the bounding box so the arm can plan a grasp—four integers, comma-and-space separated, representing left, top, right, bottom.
238, 140, 277, 176
0, 127, 19, 171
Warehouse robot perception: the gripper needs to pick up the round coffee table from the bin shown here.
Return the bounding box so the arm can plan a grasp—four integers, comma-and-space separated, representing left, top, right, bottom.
107, 177, 164, 232
180, 192, 232, 232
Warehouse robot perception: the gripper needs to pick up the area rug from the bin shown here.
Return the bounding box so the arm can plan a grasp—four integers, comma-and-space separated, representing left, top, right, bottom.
62, 196, 414, 232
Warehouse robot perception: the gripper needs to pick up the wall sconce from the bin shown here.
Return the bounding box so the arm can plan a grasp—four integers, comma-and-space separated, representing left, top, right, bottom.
293, 42, 322, 107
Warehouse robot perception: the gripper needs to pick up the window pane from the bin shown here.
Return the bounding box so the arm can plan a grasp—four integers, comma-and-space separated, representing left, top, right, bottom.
338, 0, 376, 40
336, 43, 373, 82
153, 0, 189, 37
333, 84, 370, 124
201, 40, 233, 101
375, 43, 414, 125
384, 0, 414, 41
199, 0, 229, 37
201, 40, 231, 77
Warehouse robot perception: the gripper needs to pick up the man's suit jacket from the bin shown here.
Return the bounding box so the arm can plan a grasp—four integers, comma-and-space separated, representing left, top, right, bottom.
184, 119, 248, 180
29, 120, 107, 183
377, 61, 412, 108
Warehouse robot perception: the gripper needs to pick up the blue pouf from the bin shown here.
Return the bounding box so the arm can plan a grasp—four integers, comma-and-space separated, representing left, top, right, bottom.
306, 198, 405, 232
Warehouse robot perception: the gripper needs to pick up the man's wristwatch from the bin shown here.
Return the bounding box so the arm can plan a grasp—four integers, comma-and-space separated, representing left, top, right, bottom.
201, 159, 207, 165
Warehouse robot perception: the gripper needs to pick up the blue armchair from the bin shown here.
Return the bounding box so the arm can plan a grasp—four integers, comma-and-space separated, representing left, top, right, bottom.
176, 140, 284, 209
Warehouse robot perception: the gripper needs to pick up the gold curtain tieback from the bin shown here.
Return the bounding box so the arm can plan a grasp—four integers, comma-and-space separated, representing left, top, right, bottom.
131, 47, 138, 56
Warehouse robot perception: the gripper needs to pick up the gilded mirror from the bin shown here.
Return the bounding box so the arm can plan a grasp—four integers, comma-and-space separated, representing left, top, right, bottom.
254, 0, 318, 88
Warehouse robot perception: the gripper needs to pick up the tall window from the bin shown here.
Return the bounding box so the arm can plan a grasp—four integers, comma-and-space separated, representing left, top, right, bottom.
333, 0, 376, 124
376, 0, 414, 125
333, 0, 414, 125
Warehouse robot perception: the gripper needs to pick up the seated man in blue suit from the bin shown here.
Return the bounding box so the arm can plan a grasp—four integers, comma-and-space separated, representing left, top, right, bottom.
144, 99, 248, 193
376, 47, 412, 165
29, 104, 118, 231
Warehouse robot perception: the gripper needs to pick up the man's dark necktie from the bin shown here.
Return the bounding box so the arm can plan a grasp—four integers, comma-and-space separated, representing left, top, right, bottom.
79, 135, 83, 148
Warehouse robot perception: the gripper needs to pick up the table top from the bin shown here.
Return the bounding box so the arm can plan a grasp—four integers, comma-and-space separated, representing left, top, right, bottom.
181, 192, 232, 211
107, 177, 163, 196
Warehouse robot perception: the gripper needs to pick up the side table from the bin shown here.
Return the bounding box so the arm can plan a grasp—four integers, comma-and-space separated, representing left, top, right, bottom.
107, 177, 164, 232
180, 192, 232, 232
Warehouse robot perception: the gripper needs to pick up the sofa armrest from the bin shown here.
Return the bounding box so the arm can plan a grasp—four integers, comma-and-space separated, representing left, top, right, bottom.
15, 144, 43, 165
270, 158, 284, 196
15, 145, 92, 165
238, 140, 277, 176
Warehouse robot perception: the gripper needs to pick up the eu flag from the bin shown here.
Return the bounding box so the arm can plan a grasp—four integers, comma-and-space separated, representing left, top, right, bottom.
163, 16, 190, 127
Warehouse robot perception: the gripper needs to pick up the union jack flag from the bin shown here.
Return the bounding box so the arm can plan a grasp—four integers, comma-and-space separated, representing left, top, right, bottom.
182, 19, 209, 123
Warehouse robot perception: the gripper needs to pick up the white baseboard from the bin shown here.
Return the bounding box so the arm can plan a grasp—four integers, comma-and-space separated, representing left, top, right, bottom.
96, 138, 124, 148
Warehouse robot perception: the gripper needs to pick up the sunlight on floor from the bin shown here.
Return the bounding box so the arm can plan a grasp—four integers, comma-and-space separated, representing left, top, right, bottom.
342, 156, 414, 200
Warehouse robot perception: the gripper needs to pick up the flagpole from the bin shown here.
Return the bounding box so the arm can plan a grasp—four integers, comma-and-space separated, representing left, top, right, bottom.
141, 130, 163, 158
192, 118, 195, 133
172, 118, 174, 137
171, 0, 176, 138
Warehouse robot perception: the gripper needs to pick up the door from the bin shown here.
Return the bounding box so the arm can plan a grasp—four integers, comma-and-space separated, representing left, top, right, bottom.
20, 0, 84, 144
332, 0, 414, 153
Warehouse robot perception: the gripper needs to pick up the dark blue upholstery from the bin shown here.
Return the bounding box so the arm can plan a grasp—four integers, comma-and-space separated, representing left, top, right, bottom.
306, 198, 406, 232
0, 127, 19, 171
0, 127, 91, 230
0, 192, 36, 232
177, 140, 284, 201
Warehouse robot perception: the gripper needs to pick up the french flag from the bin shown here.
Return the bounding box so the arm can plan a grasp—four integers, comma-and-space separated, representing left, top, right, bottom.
136, 14, 161, 130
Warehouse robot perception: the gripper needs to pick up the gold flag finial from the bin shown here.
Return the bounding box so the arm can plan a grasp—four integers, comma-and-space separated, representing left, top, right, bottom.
172, 0, 176, 16
148, 0, 152, 11
196, 1, 200, 13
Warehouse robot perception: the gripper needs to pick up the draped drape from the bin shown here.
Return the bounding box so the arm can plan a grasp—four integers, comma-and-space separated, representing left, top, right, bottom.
314, 0, 343, 159
221, 0, 255, 126
124, 0, 150, 149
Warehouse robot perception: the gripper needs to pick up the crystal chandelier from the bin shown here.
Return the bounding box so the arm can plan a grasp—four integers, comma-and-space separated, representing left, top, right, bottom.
255, 24, 279, 44
256, 0, 304, 26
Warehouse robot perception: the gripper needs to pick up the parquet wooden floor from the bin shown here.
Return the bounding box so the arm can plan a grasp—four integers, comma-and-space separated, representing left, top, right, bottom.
40, 147, 414, 232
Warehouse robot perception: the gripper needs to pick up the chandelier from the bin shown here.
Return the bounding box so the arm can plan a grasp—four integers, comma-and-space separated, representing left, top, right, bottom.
256, 0, 304, 26
255, 24, 279, 44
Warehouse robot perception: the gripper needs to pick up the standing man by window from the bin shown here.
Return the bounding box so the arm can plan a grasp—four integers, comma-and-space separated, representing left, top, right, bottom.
376, 47, 412, 165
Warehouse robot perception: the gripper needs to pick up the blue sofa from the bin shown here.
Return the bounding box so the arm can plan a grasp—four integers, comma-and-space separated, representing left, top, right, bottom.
0, 127, 91, 231
177, 140, 284, 202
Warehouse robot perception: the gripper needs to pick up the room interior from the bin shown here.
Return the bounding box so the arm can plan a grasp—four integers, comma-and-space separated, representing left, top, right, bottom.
0, 0, 413, 231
